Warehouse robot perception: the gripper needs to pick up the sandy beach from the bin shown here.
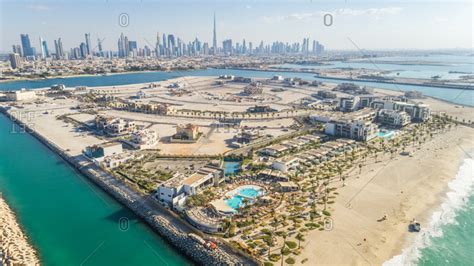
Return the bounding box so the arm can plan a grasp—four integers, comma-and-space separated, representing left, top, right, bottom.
299, 123, 473, 265
0, 197, 40, 265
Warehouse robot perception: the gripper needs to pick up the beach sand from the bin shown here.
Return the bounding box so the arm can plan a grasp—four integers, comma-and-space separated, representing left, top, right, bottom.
299, 124, 473, 265
0, 197, 40, 265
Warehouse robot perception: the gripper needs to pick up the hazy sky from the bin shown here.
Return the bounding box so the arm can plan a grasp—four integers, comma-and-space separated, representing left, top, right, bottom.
0, 0, 472, 53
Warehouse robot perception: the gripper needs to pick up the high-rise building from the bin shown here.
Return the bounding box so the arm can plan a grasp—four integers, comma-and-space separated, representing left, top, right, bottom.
39, 37, 49, 59
9, 53, 22, 69
20, 34, 34, 57
54, 38, 65, 59
222, 39, 232, 56
212, 12, 217, 54
12, 44, 23, 57
97, 38, 103, 56
79, 42, 87, 58
85, 33, 92, 56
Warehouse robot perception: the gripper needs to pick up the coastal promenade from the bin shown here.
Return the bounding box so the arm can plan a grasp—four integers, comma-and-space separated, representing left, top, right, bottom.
0, 107, 254, 266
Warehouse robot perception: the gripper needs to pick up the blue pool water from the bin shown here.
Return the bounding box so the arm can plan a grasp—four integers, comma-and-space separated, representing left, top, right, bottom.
223, 161, 241, 176
225, 187, 262, 210
377, 130, 395, 139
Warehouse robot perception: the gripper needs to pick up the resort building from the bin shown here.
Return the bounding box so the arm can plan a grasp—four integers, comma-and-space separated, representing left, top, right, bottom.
339, 96, 360, 112
325, 119, 379, 141
156, 165, 224, 207
371, 100, 431, 122
272, 156, 300, 172
377, 109, 411, 127
4, 89, 37, 101
131, 129, 159, 149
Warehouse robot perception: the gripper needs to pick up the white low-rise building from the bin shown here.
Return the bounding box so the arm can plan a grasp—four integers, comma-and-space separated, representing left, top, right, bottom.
272, 156, 300, 172
131, 129, 158, 149
156, 166, 224, 208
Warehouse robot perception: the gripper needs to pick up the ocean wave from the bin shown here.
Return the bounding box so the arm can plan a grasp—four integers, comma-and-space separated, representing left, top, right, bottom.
383, 154, 474, 266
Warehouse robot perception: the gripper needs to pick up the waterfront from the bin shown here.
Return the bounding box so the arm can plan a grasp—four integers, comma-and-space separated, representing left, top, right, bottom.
0, 114, 191, 265
1, 68, 473, 107
0, 65, 472, 261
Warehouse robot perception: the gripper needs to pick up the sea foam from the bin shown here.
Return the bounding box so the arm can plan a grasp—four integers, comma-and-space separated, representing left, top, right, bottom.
383, 153, 474, 266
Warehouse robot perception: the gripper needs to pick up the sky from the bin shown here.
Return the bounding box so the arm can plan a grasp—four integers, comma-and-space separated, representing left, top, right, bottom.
0, 0, 472, 53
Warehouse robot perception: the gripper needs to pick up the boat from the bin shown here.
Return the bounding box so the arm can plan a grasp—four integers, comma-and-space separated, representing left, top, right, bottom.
409, 219, 421, 232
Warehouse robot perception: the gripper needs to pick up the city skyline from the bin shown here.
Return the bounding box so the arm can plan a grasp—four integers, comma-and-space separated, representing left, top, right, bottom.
11, 12, 327, 61
1, 0, 472, 52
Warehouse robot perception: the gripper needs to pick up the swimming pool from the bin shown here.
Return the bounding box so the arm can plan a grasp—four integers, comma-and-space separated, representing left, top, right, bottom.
223, 161, 241, 176
224, 185, 264, 211
377, 130, 395, 139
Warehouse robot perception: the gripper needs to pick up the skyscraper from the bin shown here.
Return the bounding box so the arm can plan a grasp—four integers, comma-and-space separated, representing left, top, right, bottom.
54, 38, 64, 59
212, 12, 217, 54
20, 34, 34, 57
79, 42, 87, 58
97, 38, 103, 56
9, 53, 22, 69
39, 37, 49, 59
85, 33, 92, 56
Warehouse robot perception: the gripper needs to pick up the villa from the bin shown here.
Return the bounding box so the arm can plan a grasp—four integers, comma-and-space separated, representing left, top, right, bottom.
131, 129, 159, 149
272, 156, 300, 172
260, 144, 289, 157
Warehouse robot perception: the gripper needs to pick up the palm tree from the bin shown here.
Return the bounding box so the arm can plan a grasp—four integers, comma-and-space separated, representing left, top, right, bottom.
296, 233, 304, 249
280, 232, 288, 266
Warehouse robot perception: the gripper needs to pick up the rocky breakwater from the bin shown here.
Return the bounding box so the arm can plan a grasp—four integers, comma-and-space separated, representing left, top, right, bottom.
0, 198, 40, 266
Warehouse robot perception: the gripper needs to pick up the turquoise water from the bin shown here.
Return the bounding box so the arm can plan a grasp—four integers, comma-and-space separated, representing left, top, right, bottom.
276, 54, 474, 80
377, 130, 395, 139
418, 194, 474, 266
223, 161, 241, 176
0, 68, 473, 107
225, 187, 262, 210
0, 115, 191, 265
384, 155, 474, 266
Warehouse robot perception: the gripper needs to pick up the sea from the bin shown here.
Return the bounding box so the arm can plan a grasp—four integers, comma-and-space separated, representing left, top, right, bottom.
0, 55, 473, 265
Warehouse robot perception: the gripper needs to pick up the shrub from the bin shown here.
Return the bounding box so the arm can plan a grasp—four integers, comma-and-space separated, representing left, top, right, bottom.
285, 257, 296, 264
285, 241, 298, 249
281, 247, 291, 256
264, 262, 274, 266
269, 254, 281, 262
322, 210, 331, 216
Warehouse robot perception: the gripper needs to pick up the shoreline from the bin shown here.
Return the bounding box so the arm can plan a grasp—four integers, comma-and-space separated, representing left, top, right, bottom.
0, 197, 40, 265
298, 124, 474, 265
0, 109, 254, 266
384, 150, 474, 265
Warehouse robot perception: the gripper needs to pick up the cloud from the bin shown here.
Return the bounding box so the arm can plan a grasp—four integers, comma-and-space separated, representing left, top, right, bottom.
245, 5, 252, 9
262, 7, 402, 22
26, 4, 52, 11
